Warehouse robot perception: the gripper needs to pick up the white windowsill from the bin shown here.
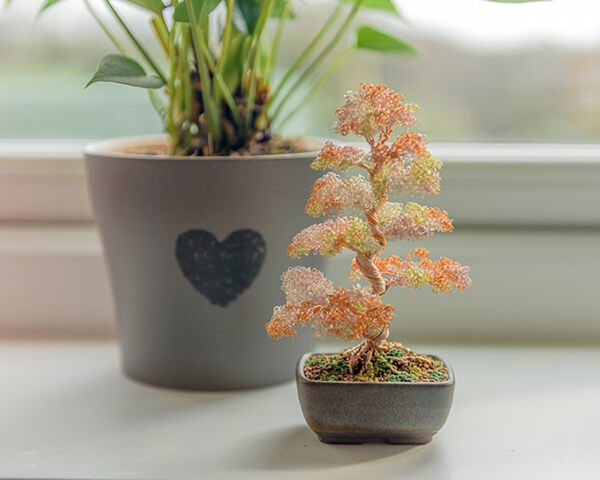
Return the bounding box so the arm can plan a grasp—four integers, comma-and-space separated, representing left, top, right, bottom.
0, 340, 597, 479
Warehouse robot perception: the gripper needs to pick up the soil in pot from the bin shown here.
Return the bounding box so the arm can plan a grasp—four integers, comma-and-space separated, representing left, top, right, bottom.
303, 341, 449, 383
121, 136, 312, 157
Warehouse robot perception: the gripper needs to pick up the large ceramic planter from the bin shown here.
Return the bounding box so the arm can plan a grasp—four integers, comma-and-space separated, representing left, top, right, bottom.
84, 136, 322, 390
296, 352, 455, 444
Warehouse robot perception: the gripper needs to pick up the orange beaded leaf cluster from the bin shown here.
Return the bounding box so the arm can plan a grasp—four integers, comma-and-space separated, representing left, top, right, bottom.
333, 83, 417, 140
266, 267, 393, 341
349, 248, 471, 293
266, 83, 471, 342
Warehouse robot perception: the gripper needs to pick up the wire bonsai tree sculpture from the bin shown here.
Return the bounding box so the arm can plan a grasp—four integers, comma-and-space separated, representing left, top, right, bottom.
266, 83, 472, 381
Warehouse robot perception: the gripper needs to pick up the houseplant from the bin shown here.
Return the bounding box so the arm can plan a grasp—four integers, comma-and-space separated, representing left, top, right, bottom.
11, 0, 415, 390
32, 0, 415, 155
266, 83, 472, 443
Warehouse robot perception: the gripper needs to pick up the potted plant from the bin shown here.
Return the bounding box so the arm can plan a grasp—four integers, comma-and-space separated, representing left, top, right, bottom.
12, 0, 415, 390
266, 83, 471, 443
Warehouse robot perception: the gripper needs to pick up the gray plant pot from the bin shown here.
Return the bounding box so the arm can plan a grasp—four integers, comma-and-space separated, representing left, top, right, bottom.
84, 136, 322, 390
296, 352, 455, 444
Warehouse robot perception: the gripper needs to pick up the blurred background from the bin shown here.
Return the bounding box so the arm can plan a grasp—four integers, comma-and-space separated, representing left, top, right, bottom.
3, 0, 600, 141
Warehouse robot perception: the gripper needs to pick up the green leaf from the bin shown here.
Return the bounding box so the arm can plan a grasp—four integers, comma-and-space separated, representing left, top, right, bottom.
148, 89, 168, 123
173, 0, 221, 22
271, 0, 295, 19
38, 0, 65, 15
86, 54, 165, 89
119, 0, 165, 14
221, 30, 249, 92
233, 0, 261, 34
343, 0, 402, 17
232, 0, 290, 34
356, 26, 417, 54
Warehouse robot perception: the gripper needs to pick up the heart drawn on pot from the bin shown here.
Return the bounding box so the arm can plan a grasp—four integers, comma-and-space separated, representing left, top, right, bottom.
175, 229, 266, 307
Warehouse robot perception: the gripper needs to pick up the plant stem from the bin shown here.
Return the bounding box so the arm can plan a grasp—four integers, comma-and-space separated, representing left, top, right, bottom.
191, 26, 240, 125
243, 55, 259, 139
177, 10, 237, 119
276, 46, 353, 128
212, 0, 233, 109
151, 16, 169, 55
187, 0, 222, 148
265, 0, 292, 83
243, 0, 275, 136
180, 27, 192, 123
247, 0, 274, 69
270, 3, 343, 106
147, 89, 166, 122
166, 19, 179, 154
104, 0, 167, 84
216, 0, 234, 75
83, 0, 128, 56
271, 0, 364, 121
166, 0, 191, 155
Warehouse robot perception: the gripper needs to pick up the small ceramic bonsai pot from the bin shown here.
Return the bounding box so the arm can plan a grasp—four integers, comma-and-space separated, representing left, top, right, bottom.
296, 353, 455, 444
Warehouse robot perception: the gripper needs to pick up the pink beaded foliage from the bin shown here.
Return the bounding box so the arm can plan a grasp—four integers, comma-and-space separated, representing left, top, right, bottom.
266, 83, 471, 343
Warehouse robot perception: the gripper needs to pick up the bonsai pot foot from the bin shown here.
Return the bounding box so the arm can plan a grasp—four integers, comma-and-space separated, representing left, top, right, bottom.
297, 353, 455, 445
318, 433, 433, 445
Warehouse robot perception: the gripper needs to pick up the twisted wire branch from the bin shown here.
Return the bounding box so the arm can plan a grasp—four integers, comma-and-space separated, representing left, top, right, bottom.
355, 207, 388, 295
355, 253, 386, 295
365, 208, 386, 251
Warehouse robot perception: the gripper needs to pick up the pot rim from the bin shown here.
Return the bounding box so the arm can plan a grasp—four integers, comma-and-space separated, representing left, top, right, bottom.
297, 351, 455, 387
84, 135, 324, 162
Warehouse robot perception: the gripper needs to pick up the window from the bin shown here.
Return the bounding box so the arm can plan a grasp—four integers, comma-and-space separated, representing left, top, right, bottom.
2, 0, 600, 141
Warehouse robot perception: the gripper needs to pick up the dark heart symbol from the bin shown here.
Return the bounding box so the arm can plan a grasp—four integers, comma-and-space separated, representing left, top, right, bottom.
175, 229, 266, 307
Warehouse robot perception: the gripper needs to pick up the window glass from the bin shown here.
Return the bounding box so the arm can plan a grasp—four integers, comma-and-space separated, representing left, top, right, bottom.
1, 0, 599, 141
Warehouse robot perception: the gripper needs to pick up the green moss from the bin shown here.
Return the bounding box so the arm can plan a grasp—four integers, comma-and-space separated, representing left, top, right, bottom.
388, 371, 418, 382
305, 356, 325, 368
304, 346, 449, 383
387, 346, 408, 358
428, 370, 447, 381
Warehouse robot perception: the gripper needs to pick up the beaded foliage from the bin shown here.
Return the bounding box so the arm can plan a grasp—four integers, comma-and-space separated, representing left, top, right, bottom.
266, 84, 471, 377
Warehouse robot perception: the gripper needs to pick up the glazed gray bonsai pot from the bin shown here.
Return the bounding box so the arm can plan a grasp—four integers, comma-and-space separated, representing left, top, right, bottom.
296, 352, 455, 444
84, 136, 322, 390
